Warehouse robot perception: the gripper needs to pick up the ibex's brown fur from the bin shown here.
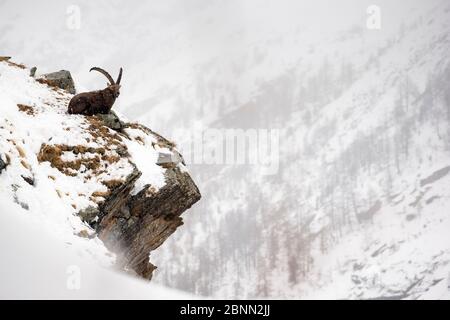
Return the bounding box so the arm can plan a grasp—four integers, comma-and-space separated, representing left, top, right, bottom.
68, 67, 122, 115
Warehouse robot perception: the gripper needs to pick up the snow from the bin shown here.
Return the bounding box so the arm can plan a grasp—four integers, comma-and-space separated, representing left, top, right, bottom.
2, 0, 450, 300
0, 60, 190, 298
123, 127, 168, 194
0, 199, 192, 299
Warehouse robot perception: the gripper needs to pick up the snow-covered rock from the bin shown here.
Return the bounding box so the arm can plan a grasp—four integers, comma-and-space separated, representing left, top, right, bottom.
0, 60, 201, 281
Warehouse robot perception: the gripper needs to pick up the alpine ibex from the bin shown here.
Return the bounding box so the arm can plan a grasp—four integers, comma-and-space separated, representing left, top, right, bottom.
68, 67, 123, 115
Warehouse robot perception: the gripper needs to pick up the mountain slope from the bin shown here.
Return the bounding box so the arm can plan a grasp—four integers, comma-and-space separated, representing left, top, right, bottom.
149, 1, 450, 299
1, 0, 450, 299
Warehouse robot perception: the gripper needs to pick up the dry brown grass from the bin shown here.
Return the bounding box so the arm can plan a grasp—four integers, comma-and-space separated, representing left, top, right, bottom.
36, 78, 60, 91
91, 190, 111, 198
86, 116, 124, 147
15, 145, 26, 158
20, 160, 30, 169
102, 179, 124, 189
17, 104, 36, 116
5, 60, 26, 69
126, 122, 177, 149
35, 114, 140, 204
37, 144, 107, 176
76, 229, 95, 239
37, 142, 127, 201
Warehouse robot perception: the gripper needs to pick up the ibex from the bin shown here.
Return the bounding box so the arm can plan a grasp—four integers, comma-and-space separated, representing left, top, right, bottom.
68, 67, 123, 115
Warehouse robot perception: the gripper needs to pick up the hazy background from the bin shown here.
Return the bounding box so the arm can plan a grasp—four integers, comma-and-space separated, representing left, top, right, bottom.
1, 0, 450, 299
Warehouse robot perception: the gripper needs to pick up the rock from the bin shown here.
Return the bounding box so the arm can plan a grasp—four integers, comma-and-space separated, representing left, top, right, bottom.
21, 175, 35, 186
95, 111, 124, 131
98, 164, 141, 221
0, 156, 7, 174
77, 206, 100, 224
30, 67, 37, 77
1, 59, 201, 283
157, 150, 183, 169
41, 70, 76, 94
98, 166, 201, 280
0, 56, 11, 62
70, 119, 201, 280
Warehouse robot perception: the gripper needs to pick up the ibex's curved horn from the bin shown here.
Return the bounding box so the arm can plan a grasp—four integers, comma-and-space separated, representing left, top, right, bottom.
116, 67, 123, 85
90, 67, 115, 85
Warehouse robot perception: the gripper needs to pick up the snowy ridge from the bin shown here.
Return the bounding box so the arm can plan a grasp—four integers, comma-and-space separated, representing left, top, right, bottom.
0, 60, 192, 297
0, 60, 168, 236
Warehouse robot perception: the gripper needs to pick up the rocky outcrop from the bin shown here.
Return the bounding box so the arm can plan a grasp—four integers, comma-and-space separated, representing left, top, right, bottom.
1, 59, 201, 281
98, 167, 201, 279
76, 115, 201, 280
39, 70, 76, 94
95, 111, 125, 131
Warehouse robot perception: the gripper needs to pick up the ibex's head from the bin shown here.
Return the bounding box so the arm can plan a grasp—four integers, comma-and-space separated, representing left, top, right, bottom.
90, 67, 123, 98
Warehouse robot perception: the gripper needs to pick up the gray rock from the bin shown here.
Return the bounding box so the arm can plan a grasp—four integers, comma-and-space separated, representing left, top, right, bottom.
0, 156, 7, 174
156, 150, 184, 169
72, 123, 201, 281
95, 111, 124, 131
157, 152, 172, 164
77, 206, 100, 224
42, 70, 76, 94
97, 166, 201, 280
30, 67, 37, 77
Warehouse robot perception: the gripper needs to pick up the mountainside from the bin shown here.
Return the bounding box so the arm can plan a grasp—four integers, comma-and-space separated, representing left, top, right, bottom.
1, 0, 450, 299
0, 60, 200, 288
148, 1, 450, 299
0, 198, 192, 299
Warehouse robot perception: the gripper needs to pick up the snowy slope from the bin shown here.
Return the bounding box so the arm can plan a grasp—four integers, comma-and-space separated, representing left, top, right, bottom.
0, 60, 168, 241
148, 1, 450, 299
0, 60, 192, 298
0, 199, 191, 299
